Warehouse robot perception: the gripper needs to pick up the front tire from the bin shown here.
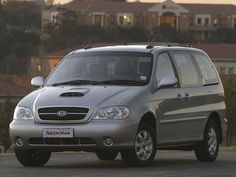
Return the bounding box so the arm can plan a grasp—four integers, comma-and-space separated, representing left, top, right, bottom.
96, 150, 118, 160
15, 150, 51, 167
121, 124, 156, 166
195, 120, 220, 162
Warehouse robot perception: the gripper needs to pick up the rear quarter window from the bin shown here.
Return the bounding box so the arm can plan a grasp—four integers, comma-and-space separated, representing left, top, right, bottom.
193, 52, 219, 85
171, 51, 202, 87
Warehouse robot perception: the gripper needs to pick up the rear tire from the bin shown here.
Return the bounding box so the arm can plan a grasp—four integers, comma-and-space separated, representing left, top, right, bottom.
195, 120, 220, 162
121, 124, 156, 166
96, 150, 118, 160
15, 150, 51, 167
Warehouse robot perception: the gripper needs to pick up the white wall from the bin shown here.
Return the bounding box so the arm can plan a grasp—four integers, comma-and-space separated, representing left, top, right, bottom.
213, 59, 236, 75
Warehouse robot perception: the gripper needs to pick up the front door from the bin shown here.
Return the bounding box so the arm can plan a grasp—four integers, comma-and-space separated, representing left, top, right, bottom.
152, 52, 186, 144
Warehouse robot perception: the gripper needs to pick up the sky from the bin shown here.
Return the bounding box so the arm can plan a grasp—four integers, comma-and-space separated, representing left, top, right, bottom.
129, 0, 236, 5
55, 0, 236, 5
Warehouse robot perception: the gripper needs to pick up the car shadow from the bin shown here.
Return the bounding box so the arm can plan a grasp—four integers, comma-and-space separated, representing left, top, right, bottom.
41, 156, 234, 170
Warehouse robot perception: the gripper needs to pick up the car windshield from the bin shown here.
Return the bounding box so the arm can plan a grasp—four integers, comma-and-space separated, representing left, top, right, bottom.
45, 51, 153, 86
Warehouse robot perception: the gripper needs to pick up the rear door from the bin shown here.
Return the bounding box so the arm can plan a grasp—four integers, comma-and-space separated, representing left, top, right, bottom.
192, 52, 222, 122
170, 51, 209, 141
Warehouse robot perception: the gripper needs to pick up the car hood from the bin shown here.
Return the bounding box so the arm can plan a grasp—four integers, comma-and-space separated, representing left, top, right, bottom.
19, 85, 143, 111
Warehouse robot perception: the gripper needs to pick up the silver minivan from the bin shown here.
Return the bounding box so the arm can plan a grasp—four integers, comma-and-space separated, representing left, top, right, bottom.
10, 44, 227, 166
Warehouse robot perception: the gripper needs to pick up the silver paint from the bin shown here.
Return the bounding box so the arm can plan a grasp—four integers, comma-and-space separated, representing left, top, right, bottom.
9, 45, 226, 152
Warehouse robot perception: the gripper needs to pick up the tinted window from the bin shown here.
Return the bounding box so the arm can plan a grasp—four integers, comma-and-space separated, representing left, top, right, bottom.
45, 52, 153, 86
194, 53, 219, 85
156, 53, 176, 81
172, 52, 201, 87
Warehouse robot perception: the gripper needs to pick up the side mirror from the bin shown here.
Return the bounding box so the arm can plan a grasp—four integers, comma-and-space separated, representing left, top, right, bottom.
158, 75, 178, 89
31, 76, 45, 87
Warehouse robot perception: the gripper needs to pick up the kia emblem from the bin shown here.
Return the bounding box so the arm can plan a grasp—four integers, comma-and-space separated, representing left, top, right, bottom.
57, 110, 67, 117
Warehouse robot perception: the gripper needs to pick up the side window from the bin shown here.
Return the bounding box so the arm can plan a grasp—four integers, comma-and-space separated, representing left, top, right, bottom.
156, 53, 176, 81
193, 53, 219, 85
172, 52, 201, 87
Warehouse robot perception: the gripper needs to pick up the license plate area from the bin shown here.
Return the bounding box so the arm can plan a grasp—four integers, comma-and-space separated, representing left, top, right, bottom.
43, 128, 74, 138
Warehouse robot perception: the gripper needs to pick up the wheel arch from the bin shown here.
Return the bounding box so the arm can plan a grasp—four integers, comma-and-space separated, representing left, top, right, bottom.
138, 112, 157, 137
139, 112, 157, 131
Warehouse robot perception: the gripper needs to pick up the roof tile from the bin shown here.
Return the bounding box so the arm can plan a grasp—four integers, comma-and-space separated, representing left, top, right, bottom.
61, 0, 236, 15
193, 44, 236, 59
0, 78, 33, 97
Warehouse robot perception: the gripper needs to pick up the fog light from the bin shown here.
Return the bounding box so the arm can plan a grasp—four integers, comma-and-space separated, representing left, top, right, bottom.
15, 137, 24, 147
103, 137, 113, 147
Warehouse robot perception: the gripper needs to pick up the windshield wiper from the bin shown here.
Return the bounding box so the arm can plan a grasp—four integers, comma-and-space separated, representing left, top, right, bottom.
52, 80, 98, 86
92, 80, 145, 86
52, 79, 146, 86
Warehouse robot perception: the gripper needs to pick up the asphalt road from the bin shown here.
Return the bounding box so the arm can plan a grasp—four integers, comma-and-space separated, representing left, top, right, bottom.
0, 148, 236, 177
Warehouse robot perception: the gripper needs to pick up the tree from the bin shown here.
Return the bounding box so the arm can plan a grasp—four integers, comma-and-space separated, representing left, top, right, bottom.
0, 1, 41, 74
151, 25, 194, 44
0, 1, 41, 29
43, 6, 149, 52
209, 28, 236, 43
45, 0, 54, 7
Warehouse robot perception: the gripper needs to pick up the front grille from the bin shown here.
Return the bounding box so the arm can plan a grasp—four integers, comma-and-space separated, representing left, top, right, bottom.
29, 138, 96, 145
38, 107, 89, 121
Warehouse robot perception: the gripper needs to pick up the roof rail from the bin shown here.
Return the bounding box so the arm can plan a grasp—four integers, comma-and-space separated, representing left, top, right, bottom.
124, 42, 191, 47
84, 46, 93, 49
146, 45, 154, 49
83, 42, 191, 50
83, 43, 120, 49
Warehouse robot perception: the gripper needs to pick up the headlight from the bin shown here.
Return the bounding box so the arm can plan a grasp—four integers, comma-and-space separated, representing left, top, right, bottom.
93, 106, 129, 120
14, 107, 33, 119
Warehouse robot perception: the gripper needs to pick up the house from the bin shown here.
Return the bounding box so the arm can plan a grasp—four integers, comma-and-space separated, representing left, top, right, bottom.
0, 76, 33, 103
30, 47, 78, 77
31, 42, 114, 76
32, 43, 236, 77
42, 0, 236, 41
193, 44, 236, 76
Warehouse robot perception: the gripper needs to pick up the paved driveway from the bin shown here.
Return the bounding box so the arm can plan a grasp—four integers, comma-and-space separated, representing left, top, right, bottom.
0, 148, 236, 177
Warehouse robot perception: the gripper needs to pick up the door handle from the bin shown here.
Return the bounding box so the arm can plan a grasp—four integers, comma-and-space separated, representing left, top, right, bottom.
177, 93, 183, 101
177, 93, 182, 97
185, 93, 190, 97
184, 93, 191, 100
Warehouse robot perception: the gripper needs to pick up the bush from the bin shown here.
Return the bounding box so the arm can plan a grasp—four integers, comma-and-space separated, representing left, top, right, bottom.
0, 97, 16, 153
222, 76, 236, 145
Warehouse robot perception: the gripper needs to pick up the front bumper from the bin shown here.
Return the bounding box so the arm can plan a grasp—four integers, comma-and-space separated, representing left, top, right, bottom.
9, 118, 138, 151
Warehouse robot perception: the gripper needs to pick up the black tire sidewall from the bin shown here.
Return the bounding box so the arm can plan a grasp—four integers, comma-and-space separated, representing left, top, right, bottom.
15, 150, 51, 167
195, 120, 220, 161
96, 150, 118, 160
